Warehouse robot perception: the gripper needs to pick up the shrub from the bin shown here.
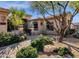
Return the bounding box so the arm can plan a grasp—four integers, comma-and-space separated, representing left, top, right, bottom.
57, 47, 74, 57
64, 29, 75, 37
31, 35, 54, 52
31, 39, 44, 52
19, 33, 27, 40
39, 35, 54, 45
73, 30, 79, 38
0, 32, 27, 47
16, 46, 38, 58
11, 33, 27, 43
0, 33, 12, 47
73, 33, 79, 38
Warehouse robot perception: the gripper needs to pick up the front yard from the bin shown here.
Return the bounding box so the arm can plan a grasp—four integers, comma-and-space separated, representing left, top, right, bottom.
0, 34, 79, 58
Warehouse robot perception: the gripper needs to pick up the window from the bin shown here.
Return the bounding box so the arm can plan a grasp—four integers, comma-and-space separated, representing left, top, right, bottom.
0, 14, 6, 25
33, 21, 38, 30
41, 22, 43, 25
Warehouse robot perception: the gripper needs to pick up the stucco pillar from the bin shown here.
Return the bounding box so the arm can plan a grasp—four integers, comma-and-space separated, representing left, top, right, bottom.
43, 20, 47, 30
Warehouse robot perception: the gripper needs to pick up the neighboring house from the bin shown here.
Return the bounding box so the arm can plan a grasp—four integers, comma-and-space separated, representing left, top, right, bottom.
0, 8, 9, 33
71, 23, 79, 30
27, 13, 72, 34
70, 23, 75, 29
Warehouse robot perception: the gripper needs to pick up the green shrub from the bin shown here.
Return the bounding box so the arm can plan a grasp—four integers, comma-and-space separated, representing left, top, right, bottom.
39, 35, 54, 45
31, 35, 54, 52
31, 39, 44, 52
73, 33, 79, 38
73, 30, 79, 38
0, 33, 12, 46
16, 46, 38, 58
19, 33, 27, 40
57, 47, 74, 57
0, 32, 27, 47
64, 29, 75, 37
10, 35, 21, 43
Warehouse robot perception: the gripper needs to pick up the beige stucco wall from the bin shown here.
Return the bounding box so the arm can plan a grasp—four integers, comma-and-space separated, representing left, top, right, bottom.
0, 25, 7, 33
0, 15, 7, 33
28, 13, 72, 33
0, 9, 9, 33
37, 20, 46, 31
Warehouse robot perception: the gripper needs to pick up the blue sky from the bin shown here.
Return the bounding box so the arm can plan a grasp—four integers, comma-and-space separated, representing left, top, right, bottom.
0, 1, 79, 23
0, 1, 41, 19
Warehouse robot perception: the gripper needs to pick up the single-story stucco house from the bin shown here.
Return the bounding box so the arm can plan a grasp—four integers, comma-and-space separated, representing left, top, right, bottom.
26, 13, 72, 34
0, 8, 75, 35
71, 23, 79, 30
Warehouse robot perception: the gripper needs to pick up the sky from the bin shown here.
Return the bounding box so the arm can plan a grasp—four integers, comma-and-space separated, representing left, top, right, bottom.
0, 1, 79, 23
0, 1, 41, 19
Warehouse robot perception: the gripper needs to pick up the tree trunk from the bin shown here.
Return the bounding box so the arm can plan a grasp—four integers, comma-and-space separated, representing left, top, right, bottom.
58, 35, 64, 42
58, 30, 64, 42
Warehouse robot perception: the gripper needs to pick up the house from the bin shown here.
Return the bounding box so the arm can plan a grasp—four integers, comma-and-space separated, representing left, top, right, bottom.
27, 13, 72, 34
18, 15, 32, 31
0, 8, 72, 34
0, 8, 9, 33
71, 23, 79, 30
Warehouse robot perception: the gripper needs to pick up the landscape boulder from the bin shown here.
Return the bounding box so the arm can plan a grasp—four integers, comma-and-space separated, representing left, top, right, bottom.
44, 45, 56, 53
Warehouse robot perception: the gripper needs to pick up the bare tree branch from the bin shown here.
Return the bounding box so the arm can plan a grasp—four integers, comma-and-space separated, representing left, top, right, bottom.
57, 2, 64, 9
50, 1, 55, 15
64, 1, 69, 12
38, 2, 53, 16
50, 1, 61, 33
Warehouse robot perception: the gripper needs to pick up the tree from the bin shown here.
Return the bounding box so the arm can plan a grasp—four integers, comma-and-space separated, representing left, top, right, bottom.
30, 1, 79, 42
8, 7, 26, 30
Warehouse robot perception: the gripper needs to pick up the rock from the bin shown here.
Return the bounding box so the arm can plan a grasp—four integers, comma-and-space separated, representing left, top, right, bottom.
44, 45, 56, 53
48, 55, 56, 58
55, 55, 62, 58
38, 54, 49, 58
38, 54, 62, 58
49, 55, 62, 58
64, 54, 73, 58
0, 40, 31, 58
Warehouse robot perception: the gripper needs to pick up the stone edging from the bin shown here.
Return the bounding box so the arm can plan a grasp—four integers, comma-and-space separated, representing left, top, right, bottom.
0, 40, 31, 58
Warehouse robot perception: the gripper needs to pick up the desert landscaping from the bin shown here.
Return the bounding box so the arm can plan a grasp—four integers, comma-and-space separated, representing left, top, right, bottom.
0, 1, 79, 58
